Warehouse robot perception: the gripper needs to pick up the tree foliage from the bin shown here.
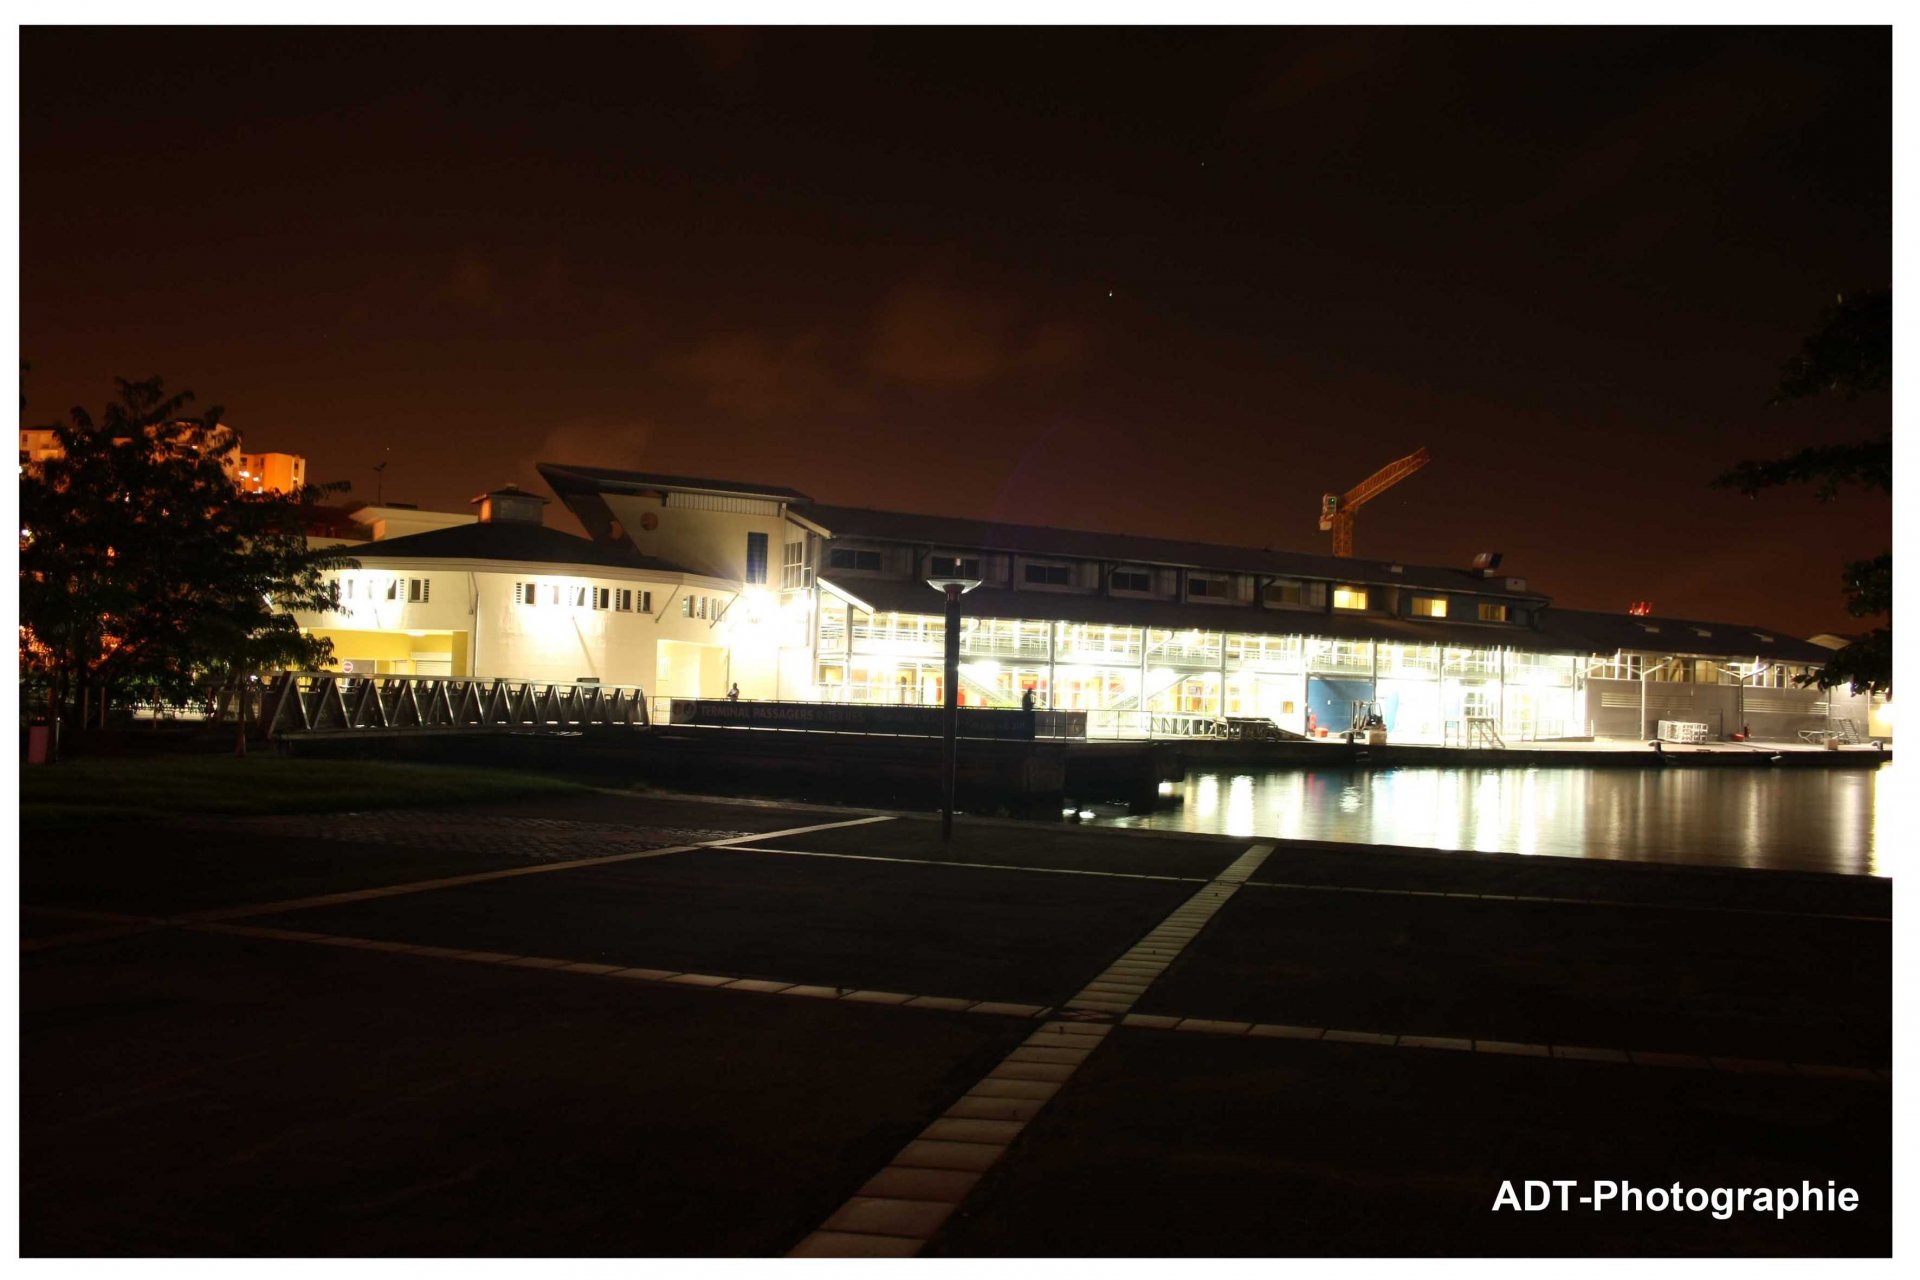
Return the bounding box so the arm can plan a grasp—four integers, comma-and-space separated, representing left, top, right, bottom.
1711, 290, 1891, 696
1769, 288, 1890, 403
19, 377, 352, 721
1712, 436, 1890, 503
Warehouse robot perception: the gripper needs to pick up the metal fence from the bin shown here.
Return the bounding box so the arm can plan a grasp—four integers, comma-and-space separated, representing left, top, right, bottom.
658, 697, 1089, 740
252, 672, 649, 738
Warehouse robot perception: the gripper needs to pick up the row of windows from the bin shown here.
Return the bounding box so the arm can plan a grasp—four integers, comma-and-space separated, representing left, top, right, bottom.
340, 576, 431, 603
514, 582, 653, 613
822, 611, 1561, 677
830, 547, 885, 572
682, 593, 724, 620
835, 542, 1522, 624
1586, 655, 1818, 686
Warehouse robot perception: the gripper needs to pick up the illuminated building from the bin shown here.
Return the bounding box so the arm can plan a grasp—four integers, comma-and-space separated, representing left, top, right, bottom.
20, 423, 308, 494
291, 486, 741, 694
231, 450, 306, 494
535, 464, 1851, 743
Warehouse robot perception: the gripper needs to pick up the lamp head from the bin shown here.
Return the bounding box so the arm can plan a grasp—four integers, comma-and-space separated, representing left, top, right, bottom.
925, 577, 982, 596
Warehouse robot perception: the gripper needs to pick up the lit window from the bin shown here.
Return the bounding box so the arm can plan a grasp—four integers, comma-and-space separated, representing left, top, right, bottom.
682, 595, 693, 617
1263, 580, 1303, 606
1333, 586, 1368, 610
1478, 603, 1509, 622
1411, 596, 1446, 618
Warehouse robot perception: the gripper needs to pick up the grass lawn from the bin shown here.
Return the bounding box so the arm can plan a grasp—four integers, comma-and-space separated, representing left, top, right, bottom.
18, 755, 590, 829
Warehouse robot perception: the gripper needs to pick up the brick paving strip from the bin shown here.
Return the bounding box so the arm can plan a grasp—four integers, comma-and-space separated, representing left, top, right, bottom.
724, 844, 1889, 924
20, 907, 171, 954
1116, 1013, 1890, 1083
178, 815, 895, 924
168, 913, 1891, 1087
786, 841, 1279, 1257
177, 812, 754, 862
180, 918, 1052, 1018
19, 815, 896, 949
720, 843, 1211, 885
1244, 877, 1892, 924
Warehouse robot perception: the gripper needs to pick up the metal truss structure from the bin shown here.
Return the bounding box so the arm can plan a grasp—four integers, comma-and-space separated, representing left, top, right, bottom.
252, 672, 649, 739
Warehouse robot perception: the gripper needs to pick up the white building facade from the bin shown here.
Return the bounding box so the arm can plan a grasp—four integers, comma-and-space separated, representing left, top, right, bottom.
293, 487, 743, 699
279, 467, 1872, 744
533, 464, 1858, 744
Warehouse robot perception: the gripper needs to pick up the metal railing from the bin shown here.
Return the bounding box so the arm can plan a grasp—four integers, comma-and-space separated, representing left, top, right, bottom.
653, 696, 1089, 740
1082, 710, 1230, 740
254, 672, 649, 738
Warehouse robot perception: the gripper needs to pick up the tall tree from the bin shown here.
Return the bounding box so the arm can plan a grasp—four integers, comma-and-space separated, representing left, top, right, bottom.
1712, 290, 1891, 695
19, 377, 351, 752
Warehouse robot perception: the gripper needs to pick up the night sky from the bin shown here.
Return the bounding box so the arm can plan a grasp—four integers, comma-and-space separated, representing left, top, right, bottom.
21, 26, 1890, 637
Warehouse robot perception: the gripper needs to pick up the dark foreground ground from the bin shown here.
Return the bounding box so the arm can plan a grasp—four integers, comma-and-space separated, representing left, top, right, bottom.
19, 787, 1891, 1256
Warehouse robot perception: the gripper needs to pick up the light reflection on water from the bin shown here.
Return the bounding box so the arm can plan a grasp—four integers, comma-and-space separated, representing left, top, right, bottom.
1096, 764, 1891, 876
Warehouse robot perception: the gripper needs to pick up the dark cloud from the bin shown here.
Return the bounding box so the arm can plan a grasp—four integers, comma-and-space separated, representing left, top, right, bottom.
660, 331, 865, 418
869, 276, 1089, 387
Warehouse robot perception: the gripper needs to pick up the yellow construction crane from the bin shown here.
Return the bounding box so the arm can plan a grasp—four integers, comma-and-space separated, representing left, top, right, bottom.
1318, 447, 1431, 557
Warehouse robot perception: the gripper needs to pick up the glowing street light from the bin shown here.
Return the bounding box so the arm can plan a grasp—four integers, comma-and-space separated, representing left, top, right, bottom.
926, 573, 981, 841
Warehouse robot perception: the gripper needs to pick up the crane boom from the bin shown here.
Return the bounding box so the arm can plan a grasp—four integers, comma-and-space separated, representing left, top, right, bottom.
1317, 446, 1430, 557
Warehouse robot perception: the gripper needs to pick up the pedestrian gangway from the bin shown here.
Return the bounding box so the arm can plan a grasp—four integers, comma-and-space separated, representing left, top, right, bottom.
251, 672, 649, 739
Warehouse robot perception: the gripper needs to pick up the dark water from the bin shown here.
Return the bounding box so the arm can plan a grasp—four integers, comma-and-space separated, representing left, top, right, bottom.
1092, 764, 1893, 876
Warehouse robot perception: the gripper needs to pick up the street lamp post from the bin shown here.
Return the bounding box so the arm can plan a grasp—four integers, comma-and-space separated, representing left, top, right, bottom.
926, 575, 981, 841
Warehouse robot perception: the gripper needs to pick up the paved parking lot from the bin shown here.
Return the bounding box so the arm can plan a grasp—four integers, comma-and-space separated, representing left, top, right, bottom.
19, 791, 1892, 1256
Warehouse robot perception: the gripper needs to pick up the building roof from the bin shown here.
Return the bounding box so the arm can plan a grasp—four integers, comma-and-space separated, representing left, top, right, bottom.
301, 504, 372, 542
795, 502, 1544, 600
538, 462, 813, 503
1531, 608, 1832, 664
341, 520, 695, 575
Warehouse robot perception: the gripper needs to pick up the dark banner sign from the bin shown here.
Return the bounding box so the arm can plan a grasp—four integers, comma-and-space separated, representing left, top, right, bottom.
672, 699, 1062, 740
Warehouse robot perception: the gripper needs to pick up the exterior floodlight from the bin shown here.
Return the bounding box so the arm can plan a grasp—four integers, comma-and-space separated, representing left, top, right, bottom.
926, 577, 982, 840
